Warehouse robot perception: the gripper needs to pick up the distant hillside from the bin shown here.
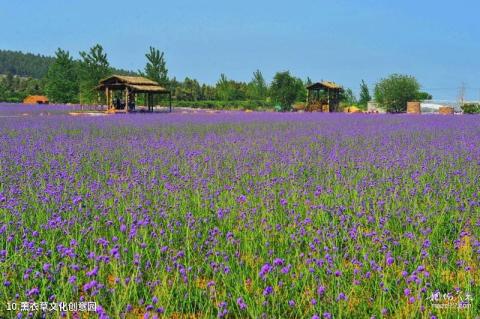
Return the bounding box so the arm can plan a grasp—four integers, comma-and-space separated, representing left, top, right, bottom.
0, 49, 136, 79
0, 50, 54, 78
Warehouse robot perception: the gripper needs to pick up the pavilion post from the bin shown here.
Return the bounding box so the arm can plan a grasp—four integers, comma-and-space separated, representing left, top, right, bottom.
147, 93, 151, 112
125, 88, 129, 113
105, 88, 109, 110
327, 89, 331, 112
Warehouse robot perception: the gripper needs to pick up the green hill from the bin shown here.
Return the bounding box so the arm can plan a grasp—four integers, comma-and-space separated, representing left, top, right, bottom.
0, 49, 136, 79
0, 50, 54, 78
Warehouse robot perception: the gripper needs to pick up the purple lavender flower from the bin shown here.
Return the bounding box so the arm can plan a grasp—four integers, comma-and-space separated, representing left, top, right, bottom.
263, 286, 273, 296
273, 258, 284, 266
236, 297, 247, 310
337, 292, 347, 301
317, 285, 326, 296
27, 287, 39, 296
42, 263, 51, 272
259, 263, 272, 280
83, 280, 97, 292
72, 195, 82, 205
86, 266, 99, 277
386, 256, 394, 266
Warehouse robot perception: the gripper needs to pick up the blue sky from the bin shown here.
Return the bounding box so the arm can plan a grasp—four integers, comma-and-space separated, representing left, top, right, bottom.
1, 0, 480, 100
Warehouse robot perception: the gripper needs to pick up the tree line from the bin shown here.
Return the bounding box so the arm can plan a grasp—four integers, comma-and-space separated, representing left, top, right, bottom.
43, 44, 318, 109
0, 45, 361, 109
1, 45, 443, 112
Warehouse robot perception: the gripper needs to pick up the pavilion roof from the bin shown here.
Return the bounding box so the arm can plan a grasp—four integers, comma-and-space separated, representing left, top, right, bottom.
97, 75, 169, 93
307, 81, 343, 90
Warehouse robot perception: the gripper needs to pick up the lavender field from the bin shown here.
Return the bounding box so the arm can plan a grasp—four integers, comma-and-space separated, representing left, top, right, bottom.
0, 104, 479, 319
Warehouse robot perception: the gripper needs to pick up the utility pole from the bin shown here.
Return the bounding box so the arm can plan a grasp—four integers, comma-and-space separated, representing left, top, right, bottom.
457, 82, 466, 106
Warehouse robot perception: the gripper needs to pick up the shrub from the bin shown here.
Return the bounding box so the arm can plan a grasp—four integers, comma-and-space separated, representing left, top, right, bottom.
171, 100, 274, 110
461, 103, 480, 114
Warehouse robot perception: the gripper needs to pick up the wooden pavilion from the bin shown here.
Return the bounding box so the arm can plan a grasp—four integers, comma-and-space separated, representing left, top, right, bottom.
97, 75, 171, 113
306, 81, 343, 112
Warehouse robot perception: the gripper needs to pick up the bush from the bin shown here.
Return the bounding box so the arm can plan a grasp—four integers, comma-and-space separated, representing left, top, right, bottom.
171, 100, 274, 110
461, 103, 480, 114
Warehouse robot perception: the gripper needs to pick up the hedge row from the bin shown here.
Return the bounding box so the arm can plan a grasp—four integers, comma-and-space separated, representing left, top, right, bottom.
171, 100, 275, 110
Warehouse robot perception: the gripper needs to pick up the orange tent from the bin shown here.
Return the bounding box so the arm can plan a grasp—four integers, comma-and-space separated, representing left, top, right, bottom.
23, 95, 49, 104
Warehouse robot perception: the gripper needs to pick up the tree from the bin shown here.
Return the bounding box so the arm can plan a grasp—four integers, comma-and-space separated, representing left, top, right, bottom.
4, 72, 14, 91
295, 78, 307, 102
269, 71, 300, 111
78, 44, 111, 104
247, 70, 268, 100
141, 47, 168, 87
461, 103, 480, 114
341, 88, 357, 105
180, 77, 202, 101
358, 80, 371, 107
305, 77, 313, 87
416, 91, 432, 100
0, 79, 7, 101
216, 74, 232, 101
374, 74, 420, 113
215, 74, 247, 101
201, 84, 216, 100
45, 48, 79, 103
0, 50, 54, 79
0, 72, 45, 102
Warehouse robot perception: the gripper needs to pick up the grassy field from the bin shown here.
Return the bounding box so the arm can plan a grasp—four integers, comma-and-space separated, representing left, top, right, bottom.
0, 104, 479, 318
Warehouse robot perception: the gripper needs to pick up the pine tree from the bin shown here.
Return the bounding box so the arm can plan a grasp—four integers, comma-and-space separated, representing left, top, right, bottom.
216, 74, 232, 101
45, 48, 79, 103
359, 80, 371, 107
141, 47, 168, 87
247, 70, 268, 100
78, 44, 111, 104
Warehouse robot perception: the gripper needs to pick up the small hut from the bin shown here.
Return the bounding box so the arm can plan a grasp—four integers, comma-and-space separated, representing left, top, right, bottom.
23, 95, 49, 104
439, 106, 454, 115
306, 81, 343, 112
407, 102, 421, 114
96, 75, 171, 113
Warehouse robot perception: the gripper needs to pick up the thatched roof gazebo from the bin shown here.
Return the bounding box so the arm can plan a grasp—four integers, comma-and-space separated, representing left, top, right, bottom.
97, 75, 171, 113
306, 81, 343, 112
